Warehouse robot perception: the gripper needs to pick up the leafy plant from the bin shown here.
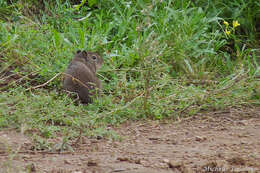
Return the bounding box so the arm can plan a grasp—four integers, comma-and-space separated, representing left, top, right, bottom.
0, 0, 258, 148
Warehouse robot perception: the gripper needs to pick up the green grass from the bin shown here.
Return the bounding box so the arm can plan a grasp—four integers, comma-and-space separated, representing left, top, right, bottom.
0, 0, 259, 150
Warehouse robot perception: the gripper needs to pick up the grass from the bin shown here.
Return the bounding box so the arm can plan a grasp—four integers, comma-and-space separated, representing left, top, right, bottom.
0, 0, 259, 150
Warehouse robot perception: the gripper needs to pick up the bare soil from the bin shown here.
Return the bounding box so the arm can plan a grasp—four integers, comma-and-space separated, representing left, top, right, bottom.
0, 107, 260, 173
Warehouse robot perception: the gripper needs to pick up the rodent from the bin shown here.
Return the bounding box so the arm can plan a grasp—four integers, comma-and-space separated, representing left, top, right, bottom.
63, 50, 104, 104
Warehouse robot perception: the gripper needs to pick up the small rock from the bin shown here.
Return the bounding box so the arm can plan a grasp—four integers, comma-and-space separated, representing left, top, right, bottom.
87, 160, 98, 166
112, 169, 126, 172
64, 159, 71, 164
140, 159, 150, 167
171, 140, 178, 145
22, 155, 31, 160
240, 141, 248, 144
148, 137, 160, 140
220, 127, 228, 131
168, 160, 182, 168
195, 136, 206, 142
163, 158, 170, 163
134, 158, 141, 164
117, 157, 129, 161
238, 120, 247, 126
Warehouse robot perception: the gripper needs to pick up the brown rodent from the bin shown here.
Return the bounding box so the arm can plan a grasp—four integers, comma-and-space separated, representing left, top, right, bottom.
63, 50, 104, 104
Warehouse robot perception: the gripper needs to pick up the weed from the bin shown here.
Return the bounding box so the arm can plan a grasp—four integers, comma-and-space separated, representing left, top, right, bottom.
0, 0, 259, 149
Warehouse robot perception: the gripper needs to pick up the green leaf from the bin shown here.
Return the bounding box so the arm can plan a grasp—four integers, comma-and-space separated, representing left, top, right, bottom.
88, 0, 97, 7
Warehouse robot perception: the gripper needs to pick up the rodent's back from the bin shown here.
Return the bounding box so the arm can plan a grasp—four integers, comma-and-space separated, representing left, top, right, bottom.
63, 50, 103, 104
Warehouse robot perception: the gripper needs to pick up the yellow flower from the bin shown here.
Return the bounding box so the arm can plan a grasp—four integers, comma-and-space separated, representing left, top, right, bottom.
232, 20, 240, 28
224, 21, 229, 26
225, 29, 231, 36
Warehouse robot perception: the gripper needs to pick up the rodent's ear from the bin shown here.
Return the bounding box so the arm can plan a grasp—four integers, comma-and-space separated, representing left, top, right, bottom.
76, 50, 81, 54
82, 50, 88, 56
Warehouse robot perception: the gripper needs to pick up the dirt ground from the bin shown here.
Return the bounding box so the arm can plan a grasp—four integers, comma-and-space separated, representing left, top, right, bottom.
0, 107, 260, 173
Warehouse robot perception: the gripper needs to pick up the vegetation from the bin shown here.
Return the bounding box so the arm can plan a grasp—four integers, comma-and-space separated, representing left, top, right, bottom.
0, 0, 259, 150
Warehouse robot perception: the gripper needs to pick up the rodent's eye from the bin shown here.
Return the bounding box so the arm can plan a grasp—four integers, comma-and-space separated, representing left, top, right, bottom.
92, 55, 97, 60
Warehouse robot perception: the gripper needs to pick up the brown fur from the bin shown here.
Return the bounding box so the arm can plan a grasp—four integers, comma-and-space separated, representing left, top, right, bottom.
63, 50, 104, 104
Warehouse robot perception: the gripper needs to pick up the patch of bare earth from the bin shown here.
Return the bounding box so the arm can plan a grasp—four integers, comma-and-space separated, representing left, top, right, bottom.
0, 107, 260, 173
